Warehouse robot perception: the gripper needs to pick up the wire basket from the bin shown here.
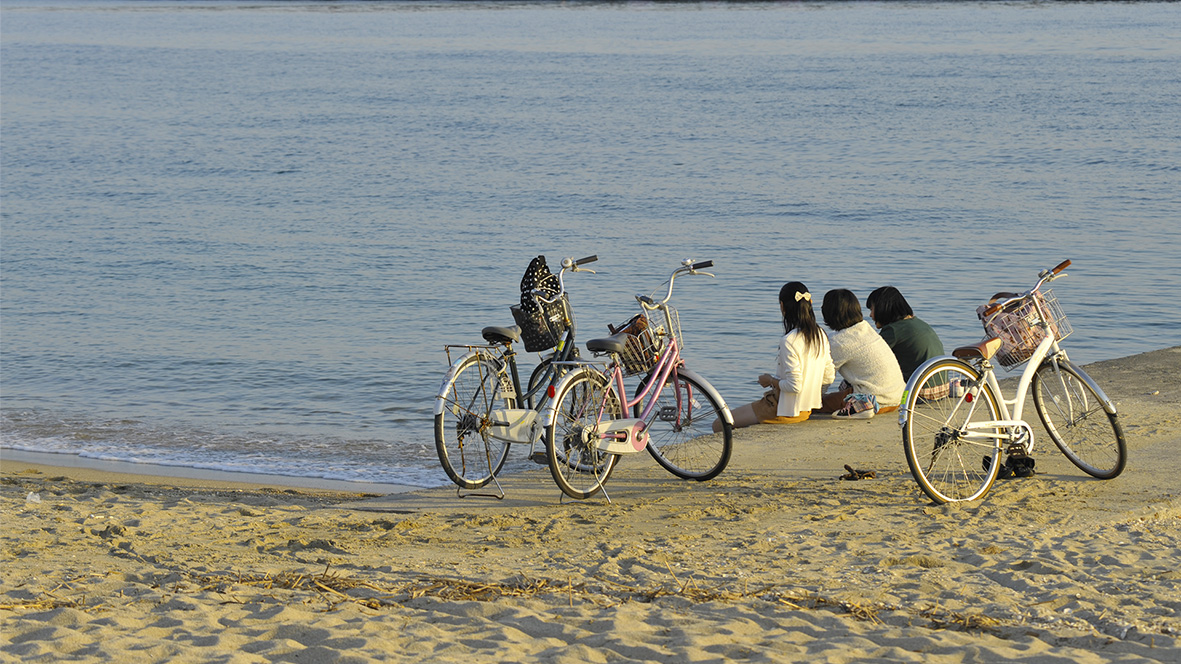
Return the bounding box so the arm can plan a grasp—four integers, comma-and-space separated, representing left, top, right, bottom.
619, 327, 661, 376
611, 305, 682, 376
511, 293, 571, 353
978, 290, 1073, 368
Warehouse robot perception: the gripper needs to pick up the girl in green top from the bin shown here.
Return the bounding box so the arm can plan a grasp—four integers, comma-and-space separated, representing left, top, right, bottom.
866, 286, 945, 381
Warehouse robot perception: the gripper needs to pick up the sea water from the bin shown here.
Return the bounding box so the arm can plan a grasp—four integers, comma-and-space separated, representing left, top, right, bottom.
2, 1, 1179, 488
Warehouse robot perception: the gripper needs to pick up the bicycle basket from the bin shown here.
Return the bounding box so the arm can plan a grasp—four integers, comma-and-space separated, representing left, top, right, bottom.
608, 312, 661, 376
977, 290, 1072, 368
659, 305, 682, 351
511, 293, 571, 353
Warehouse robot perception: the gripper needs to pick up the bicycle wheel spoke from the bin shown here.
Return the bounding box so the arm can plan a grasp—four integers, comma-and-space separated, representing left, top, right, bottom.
1033, 362, 1126, 479
639, 370, 732, 481
904, 361, 1001, 503
435, 353, 513, 489
546, 370, 620, 499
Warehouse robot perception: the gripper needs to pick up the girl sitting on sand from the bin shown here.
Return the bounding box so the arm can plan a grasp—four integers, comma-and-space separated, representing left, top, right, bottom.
715, 282, 835, 431
819, 289, 906, 418
865, 285, 945, 381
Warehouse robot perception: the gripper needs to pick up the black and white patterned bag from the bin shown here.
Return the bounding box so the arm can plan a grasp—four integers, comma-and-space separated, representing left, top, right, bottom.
510, 256, 571, 352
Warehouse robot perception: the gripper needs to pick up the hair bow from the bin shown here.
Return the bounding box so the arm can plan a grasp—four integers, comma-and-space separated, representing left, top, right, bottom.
795, 292, 812, 302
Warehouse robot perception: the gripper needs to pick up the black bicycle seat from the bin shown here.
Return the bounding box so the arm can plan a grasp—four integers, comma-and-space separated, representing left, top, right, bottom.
585, 331, 631, 355
482, 325, 521, 345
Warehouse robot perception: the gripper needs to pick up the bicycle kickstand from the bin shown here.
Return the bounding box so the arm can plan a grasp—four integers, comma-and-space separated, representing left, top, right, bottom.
456, 474, 506, 500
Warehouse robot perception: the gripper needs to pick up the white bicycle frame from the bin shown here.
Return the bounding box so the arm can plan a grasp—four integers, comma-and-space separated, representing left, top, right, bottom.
898, 294, 1118, 453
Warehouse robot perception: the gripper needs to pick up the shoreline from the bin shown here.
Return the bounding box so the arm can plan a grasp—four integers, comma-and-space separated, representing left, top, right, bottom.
3, 346, 1178, 662
4, 347, 1173, 497
0, 448, 419, 496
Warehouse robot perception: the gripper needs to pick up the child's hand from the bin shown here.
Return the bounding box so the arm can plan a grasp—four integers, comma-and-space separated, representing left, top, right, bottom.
757, 374, 776, 388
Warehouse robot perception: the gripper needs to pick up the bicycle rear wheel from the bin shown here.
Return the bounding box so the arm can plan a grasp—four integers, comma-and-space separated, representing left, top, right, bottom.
902, 359, 1003, 503
545, 369, 621, 500
1032, 360, 1126, 479
434, 352, 514, 489
636, 370, 732, 481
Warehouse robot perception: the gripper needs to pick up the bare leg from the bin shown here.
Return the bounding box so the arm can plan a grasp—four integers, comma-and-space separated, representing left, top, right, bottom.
819, 384, 852, 414
714, 401, 762, 432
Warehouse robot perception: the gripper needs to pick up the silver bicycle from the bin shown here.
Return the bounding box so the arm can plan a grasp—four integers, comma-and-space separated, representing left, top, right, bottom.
434, 255, 597, 498
898, 259, 1127, 503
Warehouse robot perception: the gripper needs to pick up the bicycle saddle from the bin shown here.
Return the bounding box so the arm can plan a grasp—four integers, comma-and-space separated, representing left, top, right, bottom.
586, 331, 631, 355
482, 325, 521, 345
953, 337, 1003, 361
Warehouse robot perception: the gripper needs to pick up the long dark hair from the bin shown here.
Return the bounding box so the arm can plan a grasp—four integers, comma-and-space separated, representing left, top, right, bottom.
866, 286, 914, 327
779, 282, 823, 353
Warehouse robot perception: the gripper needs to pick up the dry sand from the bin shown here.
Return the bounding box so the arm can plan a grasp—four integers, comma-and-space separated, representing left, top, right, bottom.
3, 348, 1179, 663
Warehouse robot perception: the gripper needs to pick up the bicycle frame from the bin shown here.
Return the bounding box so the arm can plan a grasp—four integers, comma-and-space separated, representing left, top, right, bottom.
434, 256, 596, 443
541, 259, 733, 455
435, 323, 575, 418
544, 335, 732, 456
898, 259, 1127, 503
900, 285, 1116, 452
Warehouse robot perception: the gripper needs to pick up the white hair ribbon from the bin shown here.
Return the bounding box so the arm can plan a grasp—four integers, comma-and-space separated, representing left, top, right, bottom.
795, 292, 812, 302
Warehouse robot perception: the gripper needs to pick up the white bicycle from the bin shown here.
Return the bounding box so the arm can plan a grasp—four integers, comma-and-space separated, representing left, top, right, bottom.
898, 260, 1127, 504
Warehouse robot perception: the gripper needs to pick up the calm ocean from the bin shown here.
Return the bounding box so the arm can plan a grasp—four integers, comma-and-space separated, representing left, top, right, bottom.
2, 1, 1179, 488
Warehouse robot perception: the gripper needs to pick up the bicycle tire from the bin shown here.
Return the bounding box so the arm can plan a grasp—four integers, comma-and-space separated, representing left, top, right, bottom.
902, 359, 1003, 503
1032, 360, 1126, 479
545, 368, 621, 500
434, 352, 515, 489
635, 369, 732, 481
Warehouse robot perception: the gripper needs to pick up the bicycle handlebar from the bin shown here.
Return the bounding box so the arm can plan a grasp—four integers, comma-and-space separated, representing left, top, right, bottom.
981, 259, 1071, 319
638, 259, 716, 308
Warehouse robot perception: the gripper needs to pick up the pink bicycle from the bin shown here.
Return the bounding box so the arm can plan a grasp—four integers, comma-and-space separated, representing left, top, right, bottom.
540, 260, 735, 501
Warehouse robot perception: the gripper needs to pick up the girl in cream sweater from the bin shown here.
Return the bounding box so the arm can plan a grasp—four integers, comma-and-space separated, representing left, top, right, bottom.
820, 289, 905, 416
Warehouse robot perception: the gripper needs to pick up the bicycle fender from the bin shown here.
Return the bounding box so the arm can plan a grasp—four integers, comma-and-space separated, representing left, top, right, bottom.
897, 355, 973, 428
674, 366, 735, 426
1049, 358, 1119, 415
433, 350, 504, 417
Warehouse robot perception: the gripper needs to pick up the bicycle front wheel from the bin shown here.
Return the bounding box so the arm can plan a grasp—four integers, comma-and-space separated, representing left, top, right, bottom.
903, 359, 1003, 503
545, 369, 621, 500
1032, 361, 1126, 479
636, 370, 732, 481
434, 352, 514, 489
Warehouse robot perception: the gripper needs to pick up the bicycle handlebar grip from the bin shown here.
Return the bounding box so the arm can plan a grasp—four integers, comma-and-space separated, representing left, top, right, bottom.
983, 303, 1002, 317
1052, 259, 1071, 274
691, 260, 713, 270
576, 255, 598, 266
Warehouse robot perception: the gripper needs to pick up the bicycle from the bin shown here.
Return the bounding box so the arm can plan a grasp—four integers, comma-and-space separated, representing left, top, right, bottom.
898, 259, 1127, 504
540, 259, 735, 501
434, 255, 599, 498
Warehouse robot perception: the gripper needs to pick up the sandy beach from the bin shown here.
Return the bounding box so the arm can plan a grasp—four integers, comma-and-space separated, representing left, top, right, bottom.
2, 348, 1178, 663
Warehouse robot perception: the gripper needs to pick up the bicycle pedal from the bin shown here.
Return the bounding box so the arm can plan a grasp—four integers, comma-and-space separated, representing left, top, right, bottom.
529, 451, 548, 465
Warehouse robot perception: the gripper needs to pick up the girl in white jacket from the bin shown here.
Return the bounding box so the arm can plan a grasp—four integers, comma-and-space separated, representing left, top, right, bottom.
716, 282, 836, 431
